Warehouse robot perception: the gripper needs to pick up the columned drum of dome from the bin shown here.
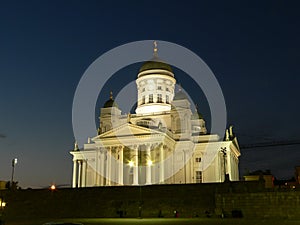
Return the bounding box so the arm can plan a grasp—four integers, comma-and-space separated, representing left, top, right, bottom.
135, 59, 176, 115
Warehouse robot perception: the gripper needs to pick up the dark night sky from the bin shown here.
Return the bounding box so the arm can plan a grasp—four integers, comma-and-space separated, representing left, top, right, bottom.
0, 1, 299, 188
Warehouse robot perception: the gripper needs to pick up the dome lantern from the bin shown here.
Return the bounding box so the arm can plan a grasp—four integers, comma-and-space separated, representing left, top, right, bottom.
135, 41, 176, 114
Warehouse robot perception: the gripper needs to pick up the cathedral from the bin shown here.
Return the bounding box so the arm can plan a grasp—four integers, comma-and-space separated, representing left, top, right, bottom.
70, 44, 240, 187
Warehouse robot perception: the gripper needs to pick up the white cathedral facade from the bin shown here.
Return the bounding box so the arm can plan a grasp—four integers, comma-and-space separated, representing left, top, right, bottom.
70, 46, 240, 188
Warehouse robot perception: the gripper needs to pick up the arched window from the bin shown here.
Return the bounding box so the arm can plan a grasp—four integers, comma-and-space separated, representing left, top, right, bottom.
166, 95, 170, 104
149, 94, 153, 103
157, 94, 162, 103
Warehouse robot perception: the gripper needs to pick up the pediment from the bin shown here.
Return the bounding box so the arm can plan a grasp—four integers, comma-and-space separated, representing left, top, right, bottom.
92, 123, 163, 141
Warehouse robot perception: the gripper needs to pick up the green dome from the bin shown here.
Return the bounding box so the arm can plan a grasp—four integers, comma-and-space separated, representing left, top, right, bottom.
103, 99, 118, 108
139, 59, 173, 73
103, 92, 118, 108
173, 90, 188, 100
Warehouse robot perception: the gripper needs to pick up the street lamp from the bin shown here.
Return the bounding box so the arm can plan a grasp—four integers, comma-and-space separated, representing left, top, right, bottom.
0, 198, 6, 210
128, 157, 142, 218
0, 196, 6, 220
11, 158, 18, 188
50, 184, 56, 191
128, 153, 152, 218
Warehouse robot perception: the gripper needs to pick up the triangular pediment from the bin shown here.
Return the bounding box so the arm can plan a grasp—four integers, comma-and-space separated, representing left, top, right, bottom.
92, 123, 163, 140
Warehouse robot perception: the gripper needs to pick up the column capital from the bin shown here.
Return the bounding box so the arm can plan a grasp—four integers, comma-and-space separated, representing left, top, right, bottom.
145, 143, 152, 150
118, 145, 124, 151
132, 144, 139, 150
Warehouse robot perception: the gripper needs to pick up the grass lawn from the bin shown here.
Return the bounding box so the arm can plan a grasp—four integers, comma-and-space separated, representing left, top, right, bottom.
4, 218, 300, 225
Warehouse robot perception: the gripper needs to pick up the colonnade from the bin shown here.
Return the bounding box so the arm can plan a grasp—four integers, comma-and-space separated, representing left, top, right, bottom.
72, 143, 168, 188
72, 159, 87, 188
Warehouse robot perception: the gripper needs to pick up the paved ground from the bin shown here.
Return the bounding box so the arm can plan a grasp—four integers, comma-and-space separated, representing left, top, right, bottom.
73, 218, 300, 225
4, 218, 300, 225
5, 218, 300, 225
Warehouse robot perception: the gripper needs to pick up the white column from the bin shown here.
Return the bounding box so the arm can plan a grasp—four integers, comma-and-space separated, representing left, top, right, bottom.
236, 158, 239, 180
106, 147, 111, 186
183, 150, 187, 184
146, 144, 151, 185
159, 144, 164, 183
100, 149, 105, 186
77, 160, 82, 187
95, 150, 98, 186
118, 146, 124, 185
133, 145, 139, 185
81, 160, 87, 187
171, 151, 175, 184
72, 160, 77, 188
226, 151, 230, 179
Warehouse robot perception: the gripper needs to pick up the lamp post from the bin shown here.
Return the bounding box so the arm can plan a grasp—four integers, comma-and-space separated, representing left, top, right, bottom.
0, 196, 6, 222
0, 197, 6, 211
128, 153, 152, 218
11, 158, 18, 188
128, 155, 142, 218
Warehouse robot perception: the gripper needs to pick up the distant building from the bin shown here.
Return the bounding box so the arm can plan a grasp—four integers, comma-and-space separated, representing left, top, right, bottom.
0, 181, 7, 190
70, 43, 241, 187
272, 166, 300, 189
244, 170, 274, 188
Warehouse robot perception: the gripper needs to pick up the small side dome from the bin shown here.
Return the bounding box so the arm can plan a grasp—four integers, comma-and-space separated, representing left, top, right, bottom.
192, 105, 203, 120
103, 99, 118, 108
173, 90, 188, 101
103, 91, 118, 108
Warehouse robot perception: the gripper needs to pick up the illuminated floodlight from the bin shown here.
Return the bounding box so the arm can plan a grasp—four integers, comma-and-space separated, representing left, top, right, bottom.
147, 160, 153, 166
0, 199, 6, 209
11, 158, 18, 188
128, 161, 134, 167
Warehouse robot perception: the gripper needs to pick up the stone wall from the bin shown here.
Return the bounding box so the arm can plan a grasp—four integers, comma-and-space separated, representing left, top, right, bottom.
215, 191, 300, 219
1, 183, 217, 220
1, 181, 300, 220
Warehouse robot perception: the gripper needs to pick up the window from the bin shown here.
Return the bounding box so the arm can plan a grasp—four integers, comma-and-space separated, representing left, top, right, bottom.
142, 88, 145, 92
166, 87, 169, 92
195, 157, 201, 163
149, 94, 153, 103
166, 95, 170, 104
157, 94, 162, 103
158, 86, 162, 90
142, 96, 145, 104
196, 171, 202, 183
